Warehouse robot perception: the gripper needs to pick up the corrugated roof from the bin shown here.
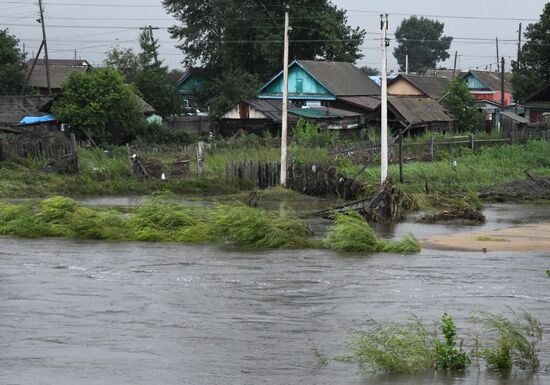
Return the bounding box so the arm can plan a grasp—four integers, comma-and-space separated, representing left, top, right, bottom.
464, 70, 513, 92
297, 60, 380, 96
389, 97, 452, 124
423, 69, 465, 79
25, 59, 91, 90
500, 111, 529, 124
397, 74, 450, 98
338, 96, 381, 111
0, 95, 53, 125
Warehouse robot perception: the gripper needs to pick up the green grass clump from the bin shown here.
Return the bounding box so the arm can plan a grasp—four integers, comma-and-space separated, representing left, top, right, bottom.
347, 316, 438, 373
472, 309, 543, 371
0, 202, 45, 237
322, 211, 421, 253
546, 270, 550, 278
210, 204, 313, 249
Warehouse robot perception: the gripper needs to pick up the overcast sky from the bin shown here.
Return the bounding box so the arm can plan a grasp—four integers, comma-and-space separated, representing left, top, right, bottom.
1, 0, 548, 73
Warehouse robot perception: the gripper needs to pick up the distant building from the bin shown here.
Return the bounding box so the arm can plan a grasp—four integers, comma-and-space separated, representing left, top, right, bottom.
176, 70, 205, 109
388, 74, 450, 99
461, 70, 513, 108
0, 95, 54, 132
523, 81, 550, 123
25, 59, 92, 95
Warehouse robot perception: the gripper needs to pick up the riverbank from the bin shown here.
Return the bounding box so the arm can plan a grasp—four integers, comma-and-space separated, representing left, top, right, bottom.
422, 222, 550, 252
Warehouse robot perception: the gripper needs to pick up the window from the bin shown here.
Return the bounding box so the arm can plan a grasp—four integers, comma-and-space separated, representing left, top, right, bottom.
296, 78, 303, 94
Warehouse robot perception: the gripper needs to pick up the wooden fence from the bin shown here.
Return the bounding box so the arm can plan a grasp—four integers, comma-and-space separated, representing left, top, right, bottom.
0, 132, 75, 162
225, 160, 362, 200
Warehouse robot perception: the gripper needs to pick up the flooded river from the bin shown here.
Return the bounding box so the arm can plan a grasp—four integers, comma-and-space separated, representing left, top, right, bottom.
1, 203, 550, 384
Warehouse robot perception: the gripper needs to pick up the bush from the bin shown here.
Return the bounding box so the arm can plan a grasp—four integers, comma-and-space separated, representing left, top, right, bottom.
293, 118, 332, 148
136, 121, 194, 144
435, 313, 470, 370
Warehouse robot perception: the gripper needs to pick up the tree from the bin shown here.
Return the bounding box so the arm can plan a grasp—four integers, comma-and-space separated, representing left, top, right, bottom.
442, 79, 482, 132
52, 67, 145, 143
361, 66, 380, 76
394, 16, 453, 73
162, 0, 366, 117
0, 29, 25, 95
104, 47, 140, 83
512, 3, 550, 102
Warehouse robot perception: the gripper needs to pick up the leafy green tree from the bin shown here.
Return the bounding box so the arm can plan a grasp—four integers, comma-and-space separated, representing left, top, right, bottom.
512, 3, 550, 101
104, 47, 140, 83
361, 66, 380, 76
394, 16, 453, 73
162, 0, 366, 116
52, 67, 145, 143
442, 79, 482, 132
0, 29, 25, 95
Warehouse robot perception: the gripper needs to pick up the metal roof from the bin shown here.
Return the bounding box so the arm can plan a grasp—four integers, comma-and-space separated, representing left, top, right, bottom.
296, 60, 381, 96
500, 111, 529, 124
25, 59, 91, 90
289, 107, 361, 119
0, 95, 53, 125
338, 96, 381, 111
463, 70, 513, 92
388, 97, 453, 124
395, 74, 450, 98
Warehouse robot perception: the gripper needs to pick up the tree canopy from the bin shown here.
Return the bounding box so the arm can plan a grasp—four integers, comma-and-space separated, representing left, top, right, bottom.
0, 29, 25, 95
104, 30, 182, 117
162, 0, 366, 116
393, 16, 453, 74
512, 3, 550, 102
442, 79, 481, 132
52, 67, 145, 143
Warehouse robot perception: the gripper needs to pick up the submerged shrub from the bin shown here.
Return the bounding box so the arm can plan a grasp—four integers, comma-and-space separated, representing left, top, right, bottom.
347, 316, 438, 373
0, 202, 45, 238
472, 309, 543, 371
435, 313, 470, 370
322, 211, 421, 253
210, 204, 313, 249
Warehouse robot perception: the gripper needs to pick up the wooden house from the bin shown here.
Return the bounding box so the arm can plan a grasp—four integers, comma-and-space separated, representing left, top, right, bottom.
0, 95, 54, 133
257, 60, 380, 113
523, 82, 550, 123
388, 74, 450, 99
177, 70, 205, 109
461, 70, 513, 108
369, 97, 453, 136
25, 59, 92, 95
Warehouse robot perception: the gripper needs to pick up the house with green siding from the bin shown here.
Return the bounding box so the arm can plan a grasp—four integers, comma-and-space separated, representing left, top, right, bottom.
257, 60, 380, 113
177, 70, 205, 109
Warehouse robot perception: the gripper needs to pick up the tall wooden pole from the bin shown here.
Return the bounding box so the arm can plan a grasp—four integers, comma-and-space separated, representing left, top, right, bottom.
280, 6, 290, 186
517, 23, 522, 62
380, 14, 389, 184
495, 37, 500, 72
501, 57, 506, 109
452, 51, 458, 79
38, 0, 51, 95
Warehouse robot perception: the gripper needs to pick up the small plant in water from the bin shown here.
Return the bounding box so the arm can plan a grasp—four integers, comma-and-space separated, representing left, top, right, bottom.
435, 313, 470, 370
546, 270, 550, 278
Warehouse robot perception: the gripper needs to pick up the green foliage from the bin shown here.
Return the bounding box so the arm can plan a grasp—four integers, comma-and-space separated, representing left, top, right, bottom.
104, 47, 140, 83
163, 0, 365, 110
210, 204, 313, 249
137, 121, 193, 144
0, 29, 25, 95
347, 316, 438, 373
361, 66, 380, 76
293, 118, 332, 147
435, 313, 470, 370
546, 270, 550, 277
512, 3, 550, 101
322, 211, 421, 254
442, 79, 482, 132
472, 309, 543, 371
393, 16, 453, 73
52, 67, 145, 143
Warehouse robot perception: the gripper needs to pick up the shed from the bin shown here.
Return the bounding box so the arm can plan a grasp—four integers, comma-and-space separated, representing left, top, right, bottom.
388, 74, 450, 99
0, 95, 54, 132
523, 81, 550, 123
500, 111, 529, 137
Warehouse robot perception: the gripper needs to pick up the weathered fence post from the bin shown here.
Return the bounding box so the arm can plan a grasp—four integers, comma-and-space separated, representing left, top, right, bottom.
469, 133, 475, 150
196, 141, 205, 177
430, 135, 434, 161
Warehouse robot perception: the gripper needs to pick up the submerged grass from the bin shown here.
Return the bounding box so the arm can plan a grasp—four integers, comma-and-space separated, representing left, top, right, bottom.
322, 211, 421, 254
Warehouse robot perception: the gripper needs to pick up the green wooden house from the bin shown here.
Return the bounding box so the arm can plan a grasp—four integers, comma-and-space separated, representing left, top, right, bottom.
177, 70, 205, 108
257, 60, 380, 112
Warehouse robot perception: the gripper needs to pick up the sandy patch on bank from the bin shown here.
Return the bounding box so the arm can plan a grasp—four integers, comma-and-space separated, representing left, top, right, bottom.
422, 223, 550, 252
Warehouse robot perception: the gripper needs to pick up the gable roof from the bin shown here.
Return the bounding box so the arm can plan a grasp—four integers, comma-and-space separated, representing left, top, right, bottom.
388, 97, 452, 125
463, 70, 513, 92
423, 69, 464, 79
338, 96, 381, 111
25, 59, 92, 90
393, 74, 450, 98
258, 60, 380, 98
0, 95, 54, 125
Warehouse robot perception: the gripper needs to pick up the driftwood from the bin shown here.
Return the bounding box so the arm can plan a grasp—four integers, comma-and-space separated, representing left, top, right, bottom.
479, 171, 550, 200
41, 152, 78, 174
310, 178, 404, 222
128, 145, 190, 179
417, 206, 486, 224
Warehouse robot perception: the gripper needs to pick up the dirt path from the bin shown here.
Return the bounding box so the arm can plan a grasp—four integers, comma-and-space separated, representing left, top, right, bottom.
422, 223, 550, 252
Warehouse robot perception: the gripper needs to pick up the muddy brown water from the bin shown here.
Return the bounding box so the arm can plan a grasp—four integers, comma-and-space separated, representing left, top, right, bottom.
1, 202, 550, 384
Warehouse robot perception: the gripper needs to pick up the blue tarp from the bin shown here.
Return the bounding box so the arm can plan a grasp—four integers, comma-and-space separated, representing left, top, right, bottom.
19, 115, 56, 125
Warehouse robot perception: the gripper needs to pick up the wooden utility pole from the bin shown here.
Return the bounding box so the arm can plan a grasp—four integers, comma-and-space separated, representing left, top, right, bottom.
517, 23, 523, 62
380, 14, 389, 184
280, 5, 290, 186
501, 57, 506, 109
405, 54, 409, 74
139, 25, 160, 65
38, 0, 51, 95
21, 41, 43, 94
495, 37, 500, 72
452, 51, 458, 79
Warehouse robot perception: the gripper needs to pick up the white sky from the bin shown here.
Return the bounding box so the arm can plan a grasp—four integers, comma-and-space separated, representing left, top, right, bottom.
0, 0, 547, 73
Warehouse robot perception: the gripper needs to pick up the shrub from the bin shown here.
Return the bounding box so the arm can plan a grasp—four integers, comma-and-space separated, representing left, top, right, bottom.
435, 313, 470, 370
293, 118, 332, 148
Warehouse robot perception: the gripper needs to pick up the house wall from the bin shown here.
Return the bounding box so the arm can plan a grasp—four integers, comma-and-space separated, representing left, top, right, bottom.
464, 74, 488, 90
221, 105, 267, 120
259, 65, 334, 100
388, 79, 424, 97
471, 91, 512, 107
